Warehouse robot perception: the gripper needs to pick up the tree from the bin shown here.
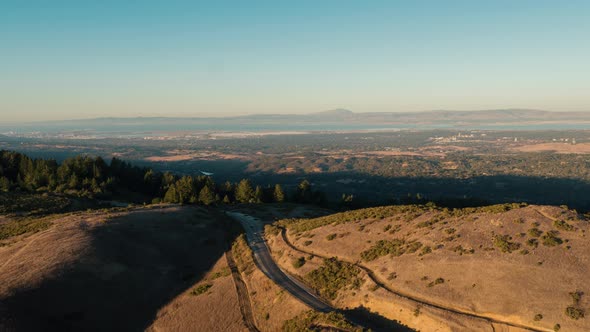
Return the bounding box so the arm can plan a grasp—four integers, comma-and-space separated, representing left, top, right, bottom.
273, 184, 285, 203
254, 186, 264, 203
163, 184, 180, 203
235, 179, 254, 203
0, 176, 10, 192
198, 185, 216, 206
295, 179, 313, 203
222, 195, 231, 204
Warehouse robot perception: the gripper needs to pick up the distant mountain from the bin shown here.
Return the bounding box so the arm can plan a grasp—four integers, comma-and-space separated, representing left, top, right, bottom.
3, 109, 590, 133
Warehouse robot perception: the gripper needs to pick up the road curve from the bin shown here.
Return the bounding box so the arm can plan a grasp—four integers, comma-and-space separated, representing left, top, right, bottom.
226, 211, 333, 312
226, 211, 415, 332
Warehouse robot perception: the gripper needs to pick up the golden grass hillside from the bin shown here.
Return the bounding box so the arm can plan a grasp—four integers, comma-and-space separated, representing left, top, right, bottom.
0, 205, 243, 331
267, 203, 590, 332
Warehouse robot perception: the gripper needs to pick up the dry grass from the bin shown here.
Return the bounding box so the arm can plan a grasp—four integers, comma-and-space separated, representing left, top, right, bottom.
0, 205, 232, 331
269, 204, 590, 332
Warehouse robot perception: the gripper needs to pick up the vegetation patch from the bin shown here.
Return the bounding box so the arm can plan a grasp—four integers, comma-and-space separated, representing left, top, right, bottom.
493, 234, 521, 253
428, 277, 445, 287
191, 283, 212, 296
554, 220, 575, 232
527, 228, 543, 237
361, 239, 406, 261
565, 306, 585, 320
0, 217, 52, 240
292, 256, 306, 269
541, 230, 563, 247
282, 310, 361, 332
232, 234, 255, 275
209, 268, 231, 280
306, 257, 362, 300
326, 233, 337, 241
280, 205, 428, 233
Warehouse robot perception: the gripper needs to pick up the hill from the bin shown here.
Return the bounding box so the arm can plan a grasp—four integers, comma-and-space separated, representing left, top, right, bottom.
5, 109, 590, 133
266, 203, 590, 332
0, 205, 246, 331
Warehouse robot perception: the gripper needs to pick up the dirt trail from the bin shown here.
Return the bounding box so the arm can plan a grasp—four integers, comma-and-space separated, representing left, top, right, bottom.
279, 228, 551, 332
225, 248, 260, 332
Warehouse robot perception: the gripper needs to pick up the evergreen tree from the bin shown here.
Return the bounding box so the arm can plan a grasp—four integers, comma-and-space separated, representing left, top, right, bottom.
222, 194, 231, 204
235, 179, 254, 203
254, 185, 264, 203
163, 184, 179, 203
0, 176, 10, 192
198, 185, 216, 205
273, 184, 285, 203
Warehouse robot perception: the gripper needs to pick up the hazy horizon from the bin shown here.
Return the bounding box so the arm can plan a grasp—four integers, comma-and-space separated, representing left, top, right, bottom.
2, 1, 589, 122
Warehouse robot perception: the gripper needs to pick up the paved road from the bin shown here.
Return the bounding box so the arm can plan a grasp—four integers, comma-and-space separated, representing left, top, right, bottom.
226, 211, 333, 312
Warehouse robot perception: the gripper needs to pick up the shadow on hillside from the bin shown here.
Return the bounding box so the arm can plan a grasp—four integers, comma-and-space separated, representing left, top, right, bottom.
246, 171, 590, 211
0, 207, 240, 332
342, 306, 414, 332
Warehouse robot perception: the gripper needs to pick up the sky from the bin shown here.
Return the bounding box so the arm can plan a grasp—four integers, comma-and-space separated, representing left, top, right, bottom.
1, 1, 589, 122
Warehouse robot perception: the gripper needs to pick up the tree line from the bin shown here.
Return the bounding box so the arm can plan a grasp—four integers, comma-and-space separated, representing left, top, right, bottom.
0, 150, 324, 206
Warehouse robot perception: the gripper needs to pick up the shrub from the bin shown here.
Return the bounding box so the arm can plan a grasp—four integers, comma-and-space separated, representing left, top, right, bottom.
428, 278, 445, 287
419, 246, 432, 256
303, 240, 313, 246
306, 258, 361, 300
0, 217, 52, 240
565, 306, 585, 320
570, 290, 583, 305
361, 239, 406, 261
541, 230, 563, 246
527, 228, 543, 237
326, 233, 337, 241
554, 220, 575, 231
554, 324, 561, 331
191, 283, 212, 296
534, 314, 543, 321
292, 256, 306, 269
493, 234, 521, 253
406, 241, 423, 253
527, 238, 539, 248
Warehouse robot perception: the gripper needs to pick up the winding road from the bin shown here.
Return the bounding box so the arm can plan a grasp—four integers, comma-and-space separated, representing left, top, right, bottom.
226, 212, 333, 312
226, 211, 415, 332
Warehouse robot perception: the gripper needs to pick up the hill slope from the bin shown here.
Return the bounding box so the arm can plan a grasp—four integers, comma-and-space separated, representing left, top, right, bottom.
267, 204, 590, 332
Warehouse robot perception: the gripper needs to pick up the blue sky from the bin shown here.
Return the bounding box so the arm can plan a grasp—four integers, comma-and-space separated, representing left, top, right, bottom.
1, 1, 589, 121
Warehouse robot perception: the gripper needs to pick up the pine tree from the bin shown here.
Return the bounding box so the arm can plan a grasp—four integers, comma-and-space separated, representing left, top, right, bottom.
163, 184, 179, 203
222, 195, 231, 204
0, 176, 10, 192
198, 186, 216, 206
273, 184, 285, 203
254, 186, 264, 203
235, 179, 254, 203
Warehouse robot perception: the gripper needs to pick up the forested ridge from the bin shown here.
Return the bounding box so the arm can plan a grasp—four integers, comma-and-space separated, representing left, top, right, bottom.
0, 150, 323, 206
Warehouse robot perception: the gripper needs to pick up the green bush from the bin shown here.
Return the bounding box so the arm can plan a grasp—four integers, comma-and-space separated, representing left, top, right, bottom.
493, 234, 521, 253
0, 217, 52, 240
191, 283, 212, 296
292, 256, 306, 269
326, 233, 337, 241
282, 311, 361, 332
565, 306, 585, 320
541, 230, 563, 246
527, 228, 543, 237
554, 220, 575, 231
306, 257, 361, 300
361, 239, 406, 261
